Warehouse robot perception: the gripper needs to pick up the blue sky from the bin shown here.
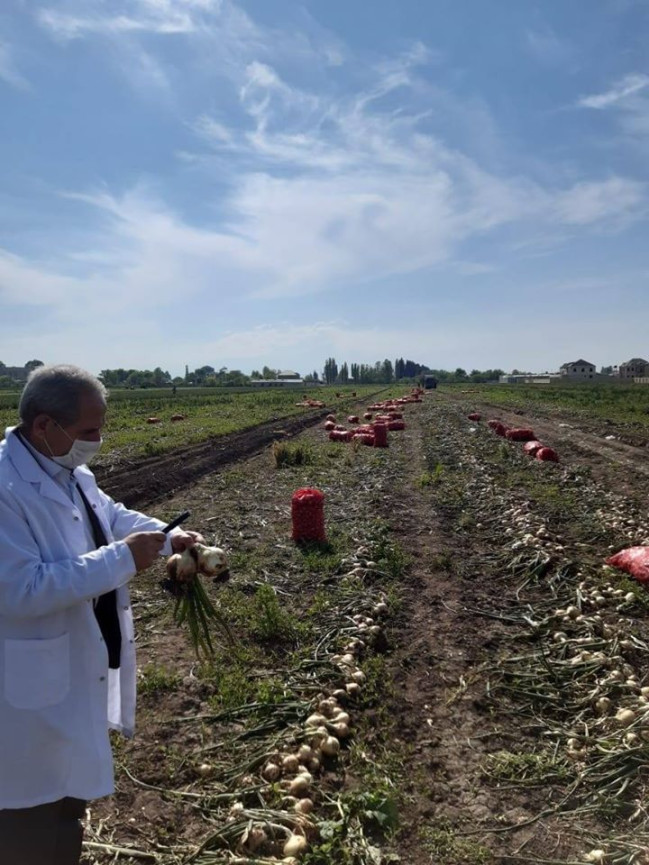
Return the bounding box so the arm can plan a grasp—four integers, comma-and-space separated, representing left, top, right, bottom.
1, 0, 648, 377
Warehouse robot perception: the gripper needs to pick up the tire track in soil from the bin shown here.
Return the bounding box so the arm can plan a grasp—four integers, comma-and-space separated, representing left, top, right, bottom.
96, 390, 392, 510
96, 411, 329, 509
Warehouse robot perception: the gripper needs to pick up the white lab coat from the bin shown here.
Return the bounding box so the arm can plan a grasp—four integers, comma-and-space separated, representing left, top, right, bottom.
0, 427, 171, 809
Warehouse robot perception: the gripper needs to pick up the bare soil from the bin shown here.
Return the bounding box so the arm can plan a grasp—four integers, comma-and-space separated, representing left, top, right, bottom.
84, 390, 649, 865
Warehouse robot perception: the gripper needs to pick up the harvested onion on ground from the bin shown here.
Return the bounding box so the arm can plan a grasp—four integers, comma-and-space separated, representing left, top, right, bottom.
163, 544, 233, 657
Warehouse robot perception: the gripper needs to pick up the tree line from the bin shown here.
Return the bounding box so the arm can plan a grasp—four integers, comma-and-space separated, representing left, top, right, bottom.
320, 358, 505, 385
0, 359, 506, 390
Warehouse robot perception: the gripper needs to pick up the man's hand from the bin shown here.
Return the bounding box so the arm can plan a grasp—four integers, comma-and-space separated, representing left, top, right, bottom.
124, 531, 166, 572
171, 530, 206, 552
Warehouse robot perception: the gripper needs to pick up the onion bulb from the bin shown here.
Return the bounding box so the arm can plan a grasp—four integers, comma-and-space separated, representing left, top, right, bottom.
294, 798, 314, 814
243, 825, 267, 852
262, 762, 281, 782
194, 544, 229, 578
595, 697, 611, 714
297, 744, 313, 763
166, 550, 198, 583
282, 755, 300, 774
615, 708, 636, 726
288, 773, 312, 796
331, 722, 350, 739
283, 834, 308, 857
320, 735, 341, 756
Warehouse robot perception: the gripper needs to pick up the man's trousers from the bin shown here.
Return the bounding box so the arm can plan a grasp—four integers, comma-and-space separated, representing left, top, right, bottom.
0, 797, 87, 865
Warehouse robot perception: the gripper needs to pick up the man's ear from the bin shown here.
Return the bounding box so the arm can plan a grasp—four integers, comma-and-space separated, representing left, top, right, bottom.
31, 414, 52, 441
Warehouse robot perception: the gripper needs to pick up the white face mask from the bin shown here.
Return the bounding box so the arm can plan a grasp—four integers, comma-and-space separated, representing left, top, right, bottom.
47, 422, 103, 469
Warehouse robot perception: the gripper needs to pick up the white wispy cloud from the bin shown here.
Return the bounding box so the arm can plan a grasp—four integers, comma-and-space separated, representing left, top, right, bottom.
0, 39, 30, 90
6, 0, 646, 375
554, 177, 646, 225
578, 73, 649, 109
526, 26, 574, 66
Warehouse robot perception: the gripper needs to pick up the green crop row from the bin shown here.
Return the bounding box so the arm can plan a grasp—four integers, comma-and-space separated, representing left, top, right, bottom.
0, 384, 409, 462
442, 382, 649, 428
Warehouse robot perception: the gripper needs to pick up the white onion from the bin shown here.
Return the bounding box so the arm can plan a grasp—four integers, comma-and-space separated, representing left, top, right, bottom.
262, 762, 281, 782
283, 834, 308, 857
288, 774, 311, 796
320, 735, 341, 756
282, 755, 300, 774
297, 744, 313, 763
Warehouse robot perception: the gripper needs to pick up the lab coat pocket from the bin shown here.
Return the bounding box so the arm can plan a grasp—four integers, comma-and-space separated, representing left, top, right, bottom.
4, 633, 71, 710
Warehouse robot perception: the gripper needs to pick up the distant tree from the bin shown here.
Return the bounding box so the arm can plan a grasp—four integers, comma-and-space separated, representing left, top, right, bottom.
152, 367, 170, 387
250, 369, 262, 379
381, 359, 394, 382
192, 365, 215, 385
324, 357, 338, 384
223, 369, 248, 386
600, 365, 613, 375
262, 366, 277, 380
24, 359, 44, 372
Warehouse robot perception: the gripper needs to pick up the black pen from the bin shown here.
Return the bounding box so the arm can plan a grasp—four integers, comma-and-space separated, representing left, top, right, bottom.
161, 510, 191, 534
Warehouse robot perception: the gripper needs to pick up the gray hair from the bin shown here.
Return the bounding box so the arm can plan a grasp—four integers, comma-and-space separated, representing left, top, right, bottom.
19, 365, 108, 428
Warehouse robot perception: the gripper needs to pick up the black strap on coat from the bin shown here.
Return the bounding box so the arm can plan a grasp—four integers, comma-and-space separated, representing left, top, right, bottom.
74, 482, 122, 669
13, 429, 122, 668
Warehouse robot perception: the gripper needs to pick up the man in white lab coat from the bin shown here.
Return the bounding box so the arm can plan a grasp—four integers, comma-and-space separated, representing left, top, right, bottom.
0, 364, 202, 864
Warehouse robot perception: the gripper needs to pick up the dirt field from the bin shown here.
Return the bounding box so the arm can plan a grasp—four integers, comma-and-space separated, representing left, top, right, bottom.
84, 389, 649, 865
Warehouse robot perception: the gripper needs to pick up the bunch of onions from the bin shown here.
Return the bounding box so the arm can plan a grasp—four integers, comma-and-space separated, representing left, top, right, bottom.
164, 544, 233, 657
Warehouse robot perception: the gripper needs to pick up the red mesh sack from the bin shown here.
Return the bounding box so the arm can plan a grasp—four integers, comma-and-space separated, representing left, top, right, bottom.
292, 488, 326, 543
487, 420, 507, 437
373, 422, 388, 448
387, 420, 405, 431
326, 414, 336, 422
347, 415, 360, 424
467, 413, 481, 421
355, 433, 375, 446
606, 547, 649, 583
324, 421, 336, 431
506, 428, 536, 442
523, 440, 544, 456
329, 430, 353, 442
363, 412, 373, 420
536, 447, 559, 462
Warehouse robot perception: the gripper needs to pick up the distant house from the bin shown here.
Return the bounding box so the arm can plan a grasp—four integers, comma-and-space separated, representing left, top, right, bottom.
618, 358, 649, 380
559, 359, 596, 380
499, 373, 555, 384
250, 369, 305, 387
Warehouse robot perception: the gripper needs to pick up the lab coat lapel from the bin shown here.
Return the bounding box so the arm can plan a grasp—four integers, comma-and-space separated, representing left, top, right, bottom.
6, 428, 73, 510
